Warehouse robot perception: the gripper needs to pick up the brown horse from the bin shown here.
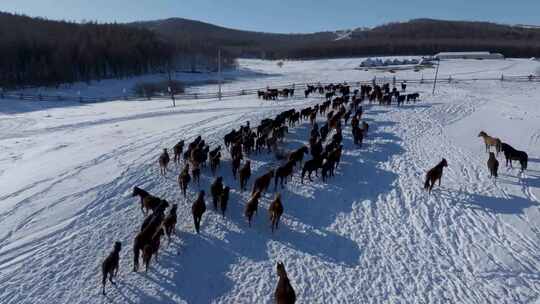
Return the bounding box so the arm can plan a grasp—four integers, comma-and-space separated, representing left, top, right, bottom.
239, 161, 252, 191
275, 160, 295, 190
158, 148, 170, 175
220, 186, 230, 217
142, 228, 164, 272
163, 204, 178, 243
478, 131, 502, 154
191, 190, 206, 234
101, 241, 121, 295
275, 262, 296, 304
210, 151, 221, 176
132, 186, 162, 215
191, 163, 201, 186
232, 155, 242, 180
288, 146, 308, 166
487, 152, 499, 178
269, 193, 284, 233
173, 141, 184, 164
252, 169, 275, 195
424, 158, 448, 193
210, 177, 224, 210
178, 164, 191, 197
245, 191, 262, 227
133, 202, 167, 272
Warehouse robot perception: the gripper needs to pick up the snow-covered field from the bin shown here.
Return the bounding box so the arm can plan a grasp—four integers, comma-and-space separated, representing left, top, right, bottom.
1, 58, 540, 304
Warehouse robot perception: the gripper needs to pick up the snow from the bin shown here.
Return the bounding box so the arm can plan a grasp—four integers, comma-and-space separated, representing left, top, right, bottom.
1, 58, 540, 303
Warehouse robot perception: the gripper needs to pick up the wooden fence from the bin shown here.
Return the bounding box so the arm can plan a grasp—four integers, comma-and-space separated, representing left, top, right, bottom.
0, 75, 538, 103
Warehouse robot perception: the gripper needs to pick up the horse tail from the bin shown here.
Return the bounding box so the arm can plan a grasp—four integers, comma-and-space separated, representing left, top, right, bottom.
496, 140, 502, 155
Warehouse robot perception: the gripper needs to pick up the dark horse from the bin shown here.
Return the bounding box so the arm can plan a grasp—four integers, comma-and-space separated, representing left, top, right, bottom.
132, 186, 162, 215
501, 143, 528, 171
275, 262, 296, 304
424, 158, 448, 193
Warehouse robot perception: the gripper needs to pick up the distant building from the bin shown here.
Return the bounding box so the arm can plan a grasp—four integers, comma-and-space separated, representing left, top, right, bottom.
434, 51, 504, 60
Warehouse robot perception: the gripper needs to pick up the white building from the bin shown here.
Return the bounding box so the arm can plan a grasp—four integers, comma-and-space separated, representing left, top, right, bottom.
434, 51, 504, 60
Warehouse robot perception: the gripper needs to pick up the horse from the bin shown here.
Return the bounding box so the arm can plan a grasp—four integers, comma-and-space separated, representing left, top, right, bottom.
178, 164, 191, 197
252, 169, 275, 195
275, 262, 296, 304
288, 146, 308, 166
210, 151, 221, 176
301, 157, 324, 183
191, 191, 206, 234
133, 202, 167, 272
275, 160, 295, 190
173, 141, 184, 164
239, 161, 252, 191
232, 155, 242, 180
163, 204, 178, 243
352, 126, 364, 146
245, 191, 262, 227
158, 148, 170, 175
478, 131, 502, 154
501, 143, 528, 171
269, 193, 284, 233
321, 158, 335, 182
101, 241, 121, 295
487, 152, 499, 178
220, 186, 230, 217
210, 177, 224, 210
424, 158, 448, 193
132, 186, 162, 215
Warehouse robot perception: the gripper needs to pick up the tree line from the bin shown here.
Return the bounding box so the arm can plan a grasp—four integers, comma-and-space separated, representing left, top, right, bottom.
0, 12, 235, 89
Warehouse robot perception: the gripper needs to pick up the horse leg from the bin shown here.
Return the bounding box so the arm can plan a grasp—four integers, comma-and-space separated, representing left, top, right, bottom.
133, 244, 140, 272
102, 272, 107, 295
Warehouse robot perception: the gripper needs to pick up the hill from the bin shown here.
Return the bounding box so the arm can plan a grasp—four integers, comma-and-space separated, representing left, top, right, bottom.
133, 18, 540, 59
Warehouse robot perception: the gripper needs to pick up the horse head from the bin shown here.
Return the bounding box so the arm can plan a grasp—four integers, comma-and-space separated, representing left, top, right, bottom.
276, 262, 287, 278
441, 158, 448, 167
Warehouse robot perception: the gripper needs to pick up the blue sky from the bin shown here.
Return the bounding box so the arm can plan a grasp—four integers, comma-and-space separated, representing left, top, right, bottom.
1, 0, 538, 33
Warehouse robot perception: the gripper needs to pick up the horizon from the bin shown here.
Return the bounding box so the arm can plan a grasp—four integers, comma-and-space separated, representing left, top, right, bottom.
1, 0, 540, 33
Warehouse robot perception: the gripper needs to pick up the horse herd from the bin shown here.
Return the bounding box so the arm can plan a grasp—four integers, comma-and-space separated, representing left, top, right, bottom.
99, 81, 388, 301
305, 82, 419, 106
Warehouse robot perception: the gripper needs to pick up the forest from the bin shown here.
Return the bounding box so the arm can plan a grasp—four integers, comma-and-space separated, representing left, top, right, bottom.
0, 12, 235, 88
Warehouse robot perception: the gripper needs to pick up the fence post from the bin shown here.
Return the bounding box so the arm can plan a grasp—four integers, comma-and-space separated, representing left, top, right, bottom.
501, 74, 504, 81
448, 75, 452, 83
38, 94, 42, 101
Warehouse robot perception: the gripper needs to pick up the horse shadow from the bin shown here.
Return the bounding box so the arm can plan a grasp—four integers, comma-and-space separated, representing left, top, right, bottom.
453, 191, 538, 214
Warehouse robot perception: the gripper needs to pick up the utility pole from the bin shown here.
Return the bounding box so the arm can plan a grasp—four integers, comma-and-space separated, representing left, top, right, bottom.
218, 48, 222, 101
168, 64, 176, 107
432, 58, 440, 95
